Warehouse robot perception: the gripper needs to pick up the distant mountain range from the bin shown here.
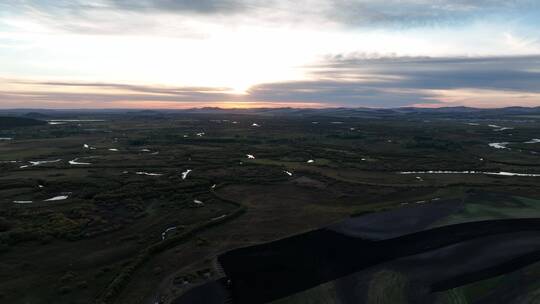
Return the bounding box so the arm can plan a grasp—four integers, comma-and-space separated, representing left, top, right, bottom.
1, 106, 539, 119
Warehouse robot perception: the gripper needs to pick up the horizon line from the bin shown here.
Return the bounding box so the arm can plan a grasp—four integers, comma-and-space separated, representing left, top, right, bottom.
1, 105, 539, 111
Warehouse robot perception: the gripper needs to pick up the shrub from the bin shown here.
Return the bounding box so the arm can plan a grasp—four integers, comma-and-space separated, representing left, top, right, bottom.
0, 217, 12, 232
0, 242, 10, 253
76, 280, 88, 289
58, 285, 72, 295
60, 271, 76, 283
152, 266, 162, 275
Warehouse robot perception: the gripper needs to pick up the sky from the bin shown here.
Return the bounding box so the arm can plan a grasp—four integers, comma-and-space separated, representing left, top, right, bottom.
1, 0, 540, 109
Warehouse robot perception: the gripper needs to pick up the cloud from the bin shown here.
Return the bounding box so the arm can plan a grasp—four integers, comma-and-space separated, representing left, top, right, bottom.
2, 2, 539, 109
0, 1, 217, 37
247, 81, 436, 107
327, 0, 540, 27
18, 81, 233, 95
5, 0, 539, 35
248, 55, 540, 107
316, 55, 540, 91
109, 0, 249, 14
3, 55, 539, 108
2, 0, 260, 18
0, 80, 328, 108
0, 80, 237, 102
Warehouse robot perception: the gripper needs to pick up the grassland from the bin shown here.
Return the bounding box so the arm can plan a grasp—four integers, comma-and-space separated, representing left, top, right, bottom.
0, 109, 539, 304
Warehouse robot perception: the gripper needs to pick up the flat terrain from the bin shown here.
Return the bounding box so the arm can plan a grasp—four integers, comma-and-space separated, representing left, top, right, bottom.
0, 108, 539, 304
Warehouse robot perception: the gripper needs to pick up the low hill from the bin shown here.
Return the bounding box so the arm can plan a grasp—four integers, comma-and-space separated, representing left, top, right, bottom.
0, 116, 47, 128
23, 112, 52, 119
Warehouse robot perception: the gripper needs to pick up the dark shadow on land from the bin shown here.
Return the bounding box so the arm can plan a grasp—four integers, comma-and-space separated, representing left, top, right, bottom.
174, 218, 540, 304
